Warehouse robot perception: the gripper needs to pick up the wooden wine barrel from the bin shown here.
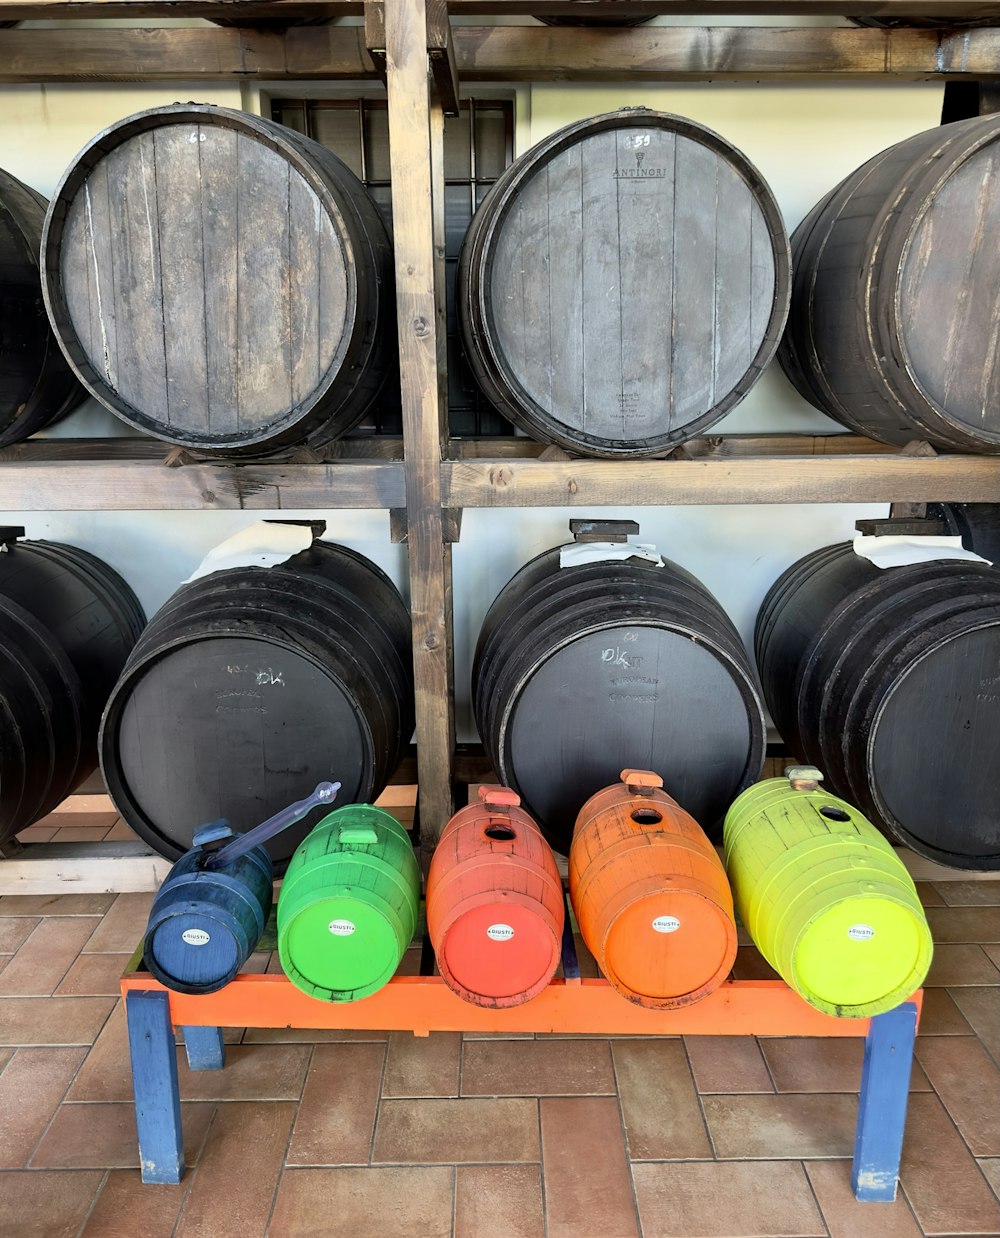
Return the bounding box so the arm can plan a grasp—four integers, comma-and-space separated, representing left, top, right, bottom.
143, 830, 273, 996
277, 804, 420, 1002
780, 115, 1000, 452
426, 786, 564, 1008
724, 774, 932, 1017
458, 109, 790, 457
0, 530, 144, 842
42, 103, 395, 455
0, 528, 146, 740
756, 541, 1000, 869
570, 770, 737, 1008
0, 168, 85, 447
100, 540, 413, 871
927, 502, 1000, 566
473, 542, 766, 853
0, 596, 84, 840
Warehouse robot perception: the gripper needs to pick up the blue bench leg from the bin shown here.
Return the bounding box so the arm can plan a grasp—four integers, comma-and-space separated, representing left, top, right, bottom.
182, 1026, 226, 1071
125, 990, 184, 1185
852, 1001, 918, 1202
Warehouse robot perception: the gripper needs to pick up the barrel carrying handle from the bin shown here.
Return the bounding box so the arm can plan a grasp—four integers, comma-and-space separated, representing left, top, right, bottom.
620, 769, 663, 797
337, 825, 379, 846
478, 785, 520, 812
570, 519, 639, 545
200, 780, 341, 870
785, 765, 824, 792
478, 786, 520, 844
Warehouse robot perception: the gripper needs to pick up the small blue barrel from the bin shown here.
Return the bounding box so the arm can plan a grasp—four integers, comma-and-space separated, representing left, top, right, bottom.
143, 821, 273, 995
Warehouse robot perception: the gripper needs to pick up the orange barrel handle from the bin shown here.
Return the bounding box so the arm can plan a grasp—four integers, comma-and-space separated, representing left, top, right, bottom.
569, 769, 738, 1008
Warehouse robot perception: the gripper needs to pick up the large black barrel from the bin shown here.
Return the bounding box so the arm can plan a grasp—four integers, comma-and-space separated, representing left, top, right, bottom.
100, 540, 414, 871
473, 543, 766, 854
458, 109, 790, 458
41, 103, 395, 456
780, 115, 1000, 453
0, 529, 144, 841
756, 542, 1000, 870
0, 596, 84, 840
928, 502, 1000, 567
0, 168, 84, 447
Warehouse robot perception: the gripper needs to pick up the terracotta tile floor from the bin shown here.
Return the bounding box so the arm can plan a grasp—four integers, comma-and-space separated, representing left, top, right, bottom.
0, 874, 998, 1237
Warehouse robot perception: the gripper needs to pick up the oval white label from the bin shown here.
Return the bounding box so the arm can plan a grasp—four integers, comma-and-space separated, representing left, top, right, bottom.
182, 928, 210, 947
652, 916, 681, 934
487, 924, 515, 942
848, 924, 875, 941
328, 919, 356, 937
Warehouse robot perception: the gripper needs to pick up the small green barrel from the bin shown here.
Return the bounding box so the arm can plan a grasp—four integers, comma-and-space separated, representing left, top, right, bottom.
277, 804, 420, 1002
723, 769, 932, 1018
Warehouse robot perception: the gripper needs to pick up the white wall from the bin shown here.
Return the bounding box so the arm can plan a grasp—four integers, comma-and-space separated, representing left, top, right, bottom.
0, 65, 947, 740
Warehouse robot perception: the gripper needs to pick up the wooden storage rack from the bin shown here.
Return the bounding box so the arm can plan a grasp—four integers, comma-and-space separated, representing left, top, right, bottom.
5, 2, 992, 1203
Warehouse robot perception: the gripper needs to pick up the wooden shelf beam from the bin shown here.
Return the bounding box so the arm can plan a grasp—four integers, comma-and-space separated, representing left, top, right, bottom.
0, 455, 405, 510
444, 452, 1000, 506
4, 436, 999, 510
6, 25, 1000, 82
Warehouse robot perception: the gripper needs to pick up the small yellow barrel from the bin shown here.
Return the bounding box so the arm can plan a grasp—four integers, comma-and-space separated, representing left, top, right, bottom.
723, 767, 932, 1017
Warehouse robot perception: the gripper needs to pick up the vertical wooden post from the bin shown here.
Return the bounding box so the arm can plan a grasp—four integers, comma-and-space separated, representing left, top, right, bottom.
385, 0, 455, 864
851, 1001, 918, 1202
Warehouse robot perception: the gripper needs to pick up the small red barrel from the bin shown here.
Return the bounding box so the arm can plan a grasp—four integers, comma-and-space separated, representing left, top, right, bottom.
426, 785, 565, 1007
570, 770, 738, 1008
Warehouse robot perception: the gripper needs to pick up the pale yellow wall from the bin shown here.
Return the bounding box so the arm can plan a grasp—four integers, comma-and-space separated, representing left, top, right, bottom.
0, 61, 951, 738
3, 82, 242, 195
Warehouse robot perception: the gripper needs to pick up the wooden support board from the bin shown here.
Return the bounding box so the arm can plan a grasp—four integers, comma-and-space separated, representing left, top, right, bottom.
444, 452, 1000, 506
7, 25, 1000, 83
123, 970, 922, 1037
2, 436, 1000, 509
0, 841, 173, 895
0, 454, 404, 510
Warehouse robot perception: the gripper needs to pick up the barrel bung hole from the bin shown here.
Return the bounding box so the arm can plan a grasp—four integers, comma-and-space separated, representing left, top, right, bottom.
484, 824, 517, 841
631, 808, 664, 826
819, 806, 851, 822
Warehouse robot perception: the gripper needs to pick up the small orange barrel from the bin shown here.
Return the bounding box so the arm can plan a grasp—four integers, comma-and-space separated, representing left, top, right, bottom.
426, 785, 564, 1007
570, 770, 738, 1008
